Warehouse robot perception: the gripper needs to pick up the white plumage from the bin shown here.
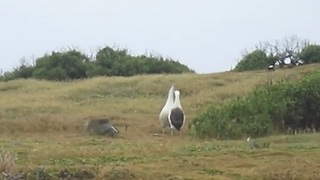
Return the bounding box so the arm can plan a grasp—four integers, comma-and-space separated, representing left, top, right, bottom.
159, 84, 175, 134
168, 90, 185, 135
268, 64, 275, 71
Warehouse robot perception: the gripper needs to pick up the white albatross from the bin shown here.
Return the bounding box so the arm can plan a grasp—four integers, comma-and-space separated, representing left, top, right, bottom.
168, 90, 185, 135
159, 84, 175, 134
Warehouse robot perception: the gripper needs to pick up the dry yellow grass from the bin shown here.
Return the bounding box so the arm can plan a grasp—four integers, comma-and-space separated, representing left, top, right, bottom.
0, 64, 320, 179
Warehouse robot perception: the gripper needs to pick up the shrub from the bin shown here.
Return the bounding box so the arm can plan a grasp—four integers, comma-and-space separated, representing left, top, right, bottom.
234, 50, 269, 72
234, 36, 316, 72
0, 46, 195, 81
32, 50, 88, 81
192, 69, 320, 139
299, 44, 320, 64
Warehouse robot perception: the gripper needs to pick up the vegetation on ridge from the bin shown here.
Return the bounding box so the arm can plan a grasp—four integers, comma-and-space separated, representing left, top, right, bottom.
0, 46, 194, 82
192, 68, 320, 139
234, 36, 320, 72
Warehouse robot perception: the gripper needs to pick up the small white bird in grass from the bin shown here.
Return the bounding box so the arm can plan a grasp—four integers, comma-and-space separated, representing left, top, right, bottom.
168, 90, 185, 135
246, 136, 251, 142
159, 84, 175, 134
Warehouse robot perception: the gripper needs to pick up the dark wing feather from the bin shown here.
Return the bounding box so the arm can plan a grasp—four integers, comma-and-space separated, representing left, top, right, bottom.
169, 107, 184, 131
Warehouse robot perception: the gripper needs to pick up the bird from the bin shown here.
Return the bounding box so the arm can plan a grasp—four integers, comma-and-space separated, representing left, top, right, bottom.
86, 118, 119, 137
168, 90, 185, 135
267, 64, 275, 71
159, 84, 175, 134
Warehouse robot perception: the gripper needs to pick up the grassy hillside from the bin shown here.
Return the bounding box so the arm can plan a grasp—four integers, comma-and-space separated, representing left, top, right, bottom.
1, 64, 320, 179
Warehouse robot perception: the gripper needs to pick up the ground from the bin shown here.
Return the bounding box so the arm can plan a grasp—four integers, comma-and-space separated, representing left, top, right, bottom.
0, 65, 320, 180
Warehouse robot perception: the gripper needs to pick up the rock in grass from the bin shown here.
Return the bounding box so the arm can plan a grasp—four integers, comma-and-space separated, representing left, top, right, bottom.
86, 118, 119, 137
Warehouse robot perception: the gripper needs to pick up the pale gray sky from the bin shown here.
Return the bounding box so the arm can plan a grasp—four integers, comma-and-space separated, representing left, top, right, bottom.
1, 0, 319, 74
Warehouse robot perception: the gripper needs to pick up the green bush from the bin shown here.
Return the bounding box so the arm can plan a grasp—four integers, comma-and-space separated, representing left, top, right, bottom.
192, 69, 320, 139
299, 44, 320, 64
32, 50, 88, 81
1, 46, 195, 81
234, 50, 270, 72
234, 37, 320, 72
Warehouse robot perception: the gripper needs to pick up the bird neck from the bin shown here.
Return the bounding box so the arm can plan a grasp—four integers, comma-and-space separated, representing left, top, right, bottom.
165, 86, 174, 106
174, 94, 182, 108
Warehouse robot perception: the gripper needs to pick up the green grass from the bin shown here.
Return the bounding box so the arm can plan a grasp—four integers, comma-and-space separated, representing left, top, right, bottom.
0, 64, 320, 179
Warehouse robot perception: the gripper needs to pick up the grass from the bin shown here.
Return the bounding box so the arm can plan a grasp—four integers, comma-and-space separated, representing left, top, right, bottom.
0, 64, 320, 179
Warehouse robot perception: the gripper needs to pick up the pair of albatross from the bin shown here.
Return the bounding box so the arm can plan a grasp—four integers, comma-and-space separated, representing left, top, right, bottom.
159, 84, 185, 135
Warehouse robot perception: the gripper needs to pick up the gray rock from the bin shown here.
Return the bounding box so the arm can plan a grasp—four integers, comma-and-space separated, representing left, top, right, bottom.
86, 118, 119, 137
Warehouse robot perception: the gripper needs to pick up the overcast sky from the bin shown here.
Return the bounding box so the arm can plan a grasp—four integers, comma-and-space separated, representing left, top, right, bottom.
1, 0, 319, 74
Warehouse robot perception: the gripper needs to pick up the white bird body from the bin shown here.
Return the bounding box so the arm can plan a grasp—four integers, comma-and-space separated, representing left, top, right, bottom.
268, 64, 275, 71
246, 137, 251, 141
168, 90, 185, 135
159, 84, 175, 134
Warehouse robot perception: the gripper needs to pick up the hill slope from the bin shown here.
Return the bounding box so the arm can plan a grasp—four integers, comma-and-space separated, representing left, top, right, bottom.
0, 64, 320, 179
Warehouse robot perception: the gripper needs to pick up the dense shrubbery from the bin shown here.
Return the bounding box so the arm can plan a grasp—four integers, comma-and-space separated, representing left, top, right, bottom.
0, 46, 194, 81
234, 49, 276, 72
234, 36, 320, 72
299, 44, 320, 64
192, 69, 320, 139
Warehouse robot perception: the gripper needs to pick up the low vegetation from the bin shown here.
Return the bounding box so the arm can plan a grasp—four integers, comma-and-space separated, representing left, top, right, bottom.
234, 36, 320, 71
0, 63, 320, 179
192, 68, 320, 139
0, 46, 194, 82
2, 36, 320, 83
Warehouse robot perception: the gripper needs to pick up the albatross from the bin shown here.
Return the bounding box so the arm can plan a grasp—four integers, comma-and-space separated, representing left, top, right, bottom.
168, 90, 185, 135
159, 84, 175, 134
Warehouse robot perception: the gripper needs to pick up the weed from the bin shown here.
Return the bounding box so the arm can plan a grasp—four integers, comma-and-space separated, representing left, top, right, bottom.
0, 150, 15, 174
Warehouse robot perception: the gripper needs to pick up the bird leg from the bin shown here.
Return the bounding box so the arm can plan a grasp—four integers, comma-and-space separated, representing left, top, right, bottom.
162, 128, 165, 135
171, 129, 174, 136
